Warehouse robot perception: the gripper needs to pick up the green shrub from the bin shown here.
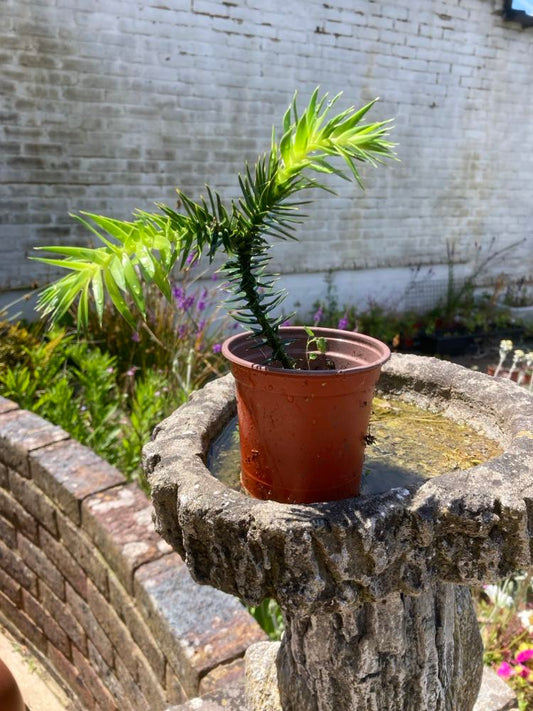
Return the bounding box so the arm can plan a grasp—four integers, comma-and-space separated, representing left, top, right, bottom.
0, 314, 226, 491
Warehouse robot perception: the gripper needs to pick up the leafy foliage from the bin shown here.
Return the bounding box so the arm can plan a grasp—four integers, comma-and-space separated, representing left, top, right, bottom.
502, 277, 533, 308
34, 89, 396, 368
35, 213, 178, 329
117, 370, 172, 488
0, 321, 42, 370
0, 325, 123, 464
249, 599, 285, 641
0, 315, 226, 490
84, 257, 228, 397
476, 574, 533, 710
300, 273, 419, 349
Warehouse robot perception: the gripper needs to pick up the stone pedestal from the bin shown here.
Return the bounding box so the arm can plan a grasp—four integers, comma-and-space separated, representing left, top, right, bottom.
276, 584, 482, 711
145, 355, 533, 711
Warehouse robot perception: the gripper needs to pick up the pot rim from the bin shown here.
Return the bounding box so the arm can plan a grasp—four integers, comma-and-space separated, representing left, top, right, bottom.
222, 326, 391, 375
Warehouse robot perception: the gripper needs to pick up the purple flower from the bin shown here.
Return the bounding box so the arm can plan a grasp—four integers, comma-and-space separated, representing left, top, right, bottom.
131, 331, 141, 342
197, 289, 208, 311
177, 325, 187, 339
125, 366, 138, 377
173, 285, 195, 311
515, 649, 533, 664
337, 314, 349, 330
282, 319, 292, 327
313, 306, 323, 325
497, 662, 514, 679
186, 253, 197, 265
211, 273, 218, 281
212, 343, 222, 353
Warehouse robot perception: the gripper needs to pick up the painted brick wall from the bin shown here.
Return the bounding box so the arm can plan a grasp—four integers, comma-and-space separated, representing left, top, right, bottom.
1, 0, 532, 297
0, 395, 264, 710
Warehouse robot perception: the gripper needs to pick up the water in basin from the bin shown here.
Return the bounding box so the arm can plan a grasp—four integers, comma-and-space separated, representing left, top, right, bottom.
207, 397, 503, 496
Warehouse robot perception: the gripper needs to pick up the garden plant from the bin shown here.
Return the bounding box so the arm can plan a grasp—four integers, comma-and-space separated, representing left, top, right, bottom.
33, 88, 395, 366
33, 88, 398, 505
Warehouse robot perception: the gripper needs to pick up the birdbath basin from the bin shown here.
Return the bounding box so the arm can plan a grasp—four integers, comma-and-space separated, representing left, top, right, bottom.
144, 354, 533, 711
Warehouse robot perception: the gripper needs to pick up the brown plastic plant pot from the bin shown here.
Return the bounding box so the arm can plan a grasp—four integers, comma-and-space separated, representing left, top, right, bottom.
221, 326, 391, 504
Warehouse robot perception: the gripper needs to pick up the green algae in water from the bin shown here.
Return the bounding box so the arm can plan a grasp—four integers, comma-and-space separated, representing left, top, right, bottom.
363, 398, 502, 494
207, 397, 503, 496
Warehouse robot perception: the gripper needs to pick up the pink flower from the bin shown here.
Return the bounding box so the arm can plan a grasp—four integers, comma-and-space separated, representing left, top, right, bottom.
517, 665, 529, 679
515, 648, 533, 664
497, 662, 514, 679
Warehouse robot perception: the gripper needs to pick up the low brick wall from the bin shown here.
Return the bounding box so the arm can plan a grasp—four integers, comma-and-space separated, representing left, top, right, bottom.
0, 395, 265, 710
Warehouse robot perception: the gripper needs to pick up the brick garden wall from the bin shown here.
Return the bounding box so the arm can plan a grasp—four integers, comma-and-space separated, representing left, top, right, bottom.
0, 394, 264, 710
1, 0, 532, 301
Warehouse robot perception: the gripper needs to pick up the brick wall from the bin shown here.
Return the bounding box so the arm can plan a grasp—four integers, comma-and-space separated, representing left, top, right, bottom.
1, 0, 532, 298
0, 395, 264, 710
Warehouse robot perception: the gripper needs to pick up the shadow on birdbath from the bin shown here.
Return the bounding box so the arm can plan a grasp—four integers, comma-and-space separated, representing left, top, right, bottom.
145, 354, 533, 711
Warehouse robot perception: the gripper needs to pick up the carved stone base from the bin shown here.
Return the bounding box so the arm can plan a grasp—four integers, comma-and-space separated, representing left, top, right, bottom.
246, 584, 483, 711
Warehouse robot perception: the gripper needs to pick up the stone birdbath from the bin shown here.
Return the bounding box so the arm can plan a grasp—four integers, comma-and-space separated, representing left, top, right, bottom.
144, 354, 533, 711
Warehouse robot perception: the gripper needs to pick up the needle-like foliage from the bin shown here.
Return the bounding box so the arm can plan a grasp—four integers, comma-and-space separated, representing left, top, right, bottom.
34, 88, 396, 368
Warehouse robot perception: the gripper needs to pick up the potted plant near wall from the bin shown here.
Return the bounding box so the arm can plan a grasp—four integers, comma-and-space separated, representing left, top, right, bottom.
501, 277, 533, 326
35, 88, 396, 504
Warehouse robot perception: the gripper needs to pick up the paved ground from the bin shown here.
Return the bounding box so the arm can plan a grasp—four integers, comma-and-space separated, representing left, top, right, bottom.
0, 624, 75, 711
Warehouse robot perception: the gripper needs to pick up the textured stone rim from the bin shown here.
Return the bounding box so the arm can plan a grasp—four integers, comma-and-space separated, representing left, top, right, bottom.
145, 354, 533, 612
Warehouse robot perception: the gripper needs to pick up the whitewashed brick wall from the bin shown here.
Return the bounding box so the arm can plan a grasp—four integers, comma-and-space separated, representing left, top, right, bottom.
1, 0, 532, 305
